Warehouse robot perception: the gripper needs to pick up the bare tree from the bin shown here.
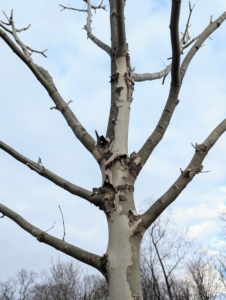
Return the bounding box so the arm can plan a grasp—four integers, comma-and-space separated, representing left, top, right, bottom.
187, 249, 224, 300
0, 269, 36, 300
0, 279, 17, 300
0, 259, 108, 300
140, 209, 191, 300
0, 1, 226, 299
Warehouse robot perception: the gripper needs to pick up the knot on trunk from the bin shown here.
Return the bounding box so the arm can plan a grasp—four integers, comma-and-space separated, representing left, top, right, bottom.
128, 210, 141, 226
99, 254, 108, 275
90, 183, 116, 209
128, 152, 142, 178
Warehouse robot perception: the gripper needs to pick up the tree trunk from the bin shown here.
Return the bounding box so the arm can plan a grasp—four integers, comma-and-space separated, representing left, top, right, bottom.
106, 190, 143, 300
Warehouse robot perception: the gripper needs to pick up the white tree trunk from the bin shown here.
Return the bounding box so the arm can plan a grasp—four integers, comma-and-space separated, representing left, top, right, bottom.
107, 191, 143, 300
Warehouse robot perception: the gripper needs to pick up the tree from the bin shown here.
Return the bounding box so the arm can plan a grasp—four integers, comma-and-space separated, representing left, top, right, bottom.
187, 249, 224, 300
0, 1, 226, 299
140, 210, 191, 300
0, 259, 109, 300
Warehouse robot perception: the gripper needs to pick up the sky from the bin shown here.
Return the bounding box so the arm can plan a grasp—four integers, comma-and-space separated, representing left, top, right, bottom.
0, 0, 226, 281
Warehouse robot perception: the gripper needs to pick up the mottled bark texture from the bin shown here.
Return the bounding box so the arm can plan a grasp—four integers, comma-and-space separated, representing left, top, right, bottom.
0, 2, 226, 300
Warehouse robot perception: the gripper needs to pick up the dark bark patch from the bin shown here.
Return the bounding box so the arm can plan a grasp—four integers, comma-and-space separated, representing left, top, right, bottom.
109, 72, 119, 83
119, 194, 127, 202
90, 183, 116, 209
128, 152, 143, 178
128, 210, 141, 227
95, 130, 110, 147
117, 184, 134, 192
37, 231, 46, 242
115, 86, 123, 96
99, 254, 108, 275
180, 167, 192, 178
192, 141, 216, 154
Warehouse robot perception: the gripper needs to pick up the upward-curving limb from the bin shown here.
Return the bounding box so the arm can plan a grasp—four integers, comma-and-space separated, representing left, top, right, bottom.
181, 11, 226, 81
140, 119, 226, 230
136, 8, 226, 170
0, 10, 100, 161
0, 203, 104, 274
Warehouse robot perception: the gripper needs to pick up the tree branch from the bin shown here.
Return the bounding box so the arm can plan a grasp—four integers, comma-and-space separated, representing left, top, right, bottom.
170, 0, 182, 86
181, 11, 226, 81
105, 0, 118, 141
59, 1, 111, 56
140, 119, 226, 230
0, 140, 103, 207
0, 27, 101, 161
0, 203, 103, 274
116, 0, 127, 57
135, 10, 226, 171
132, 63, 172, 83
134, 0, 183, 168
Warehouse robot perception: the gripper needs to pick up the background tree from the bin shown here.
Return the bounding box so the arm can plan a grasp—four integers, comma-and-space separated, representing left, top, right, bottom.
0, 1, 226, 299
0, 259, 109, 300
140, 207, 191, 300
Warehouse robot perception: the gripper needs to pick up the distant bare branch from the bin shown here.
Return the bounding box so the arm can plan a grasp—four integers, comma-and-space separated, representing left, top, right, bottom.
140, 118, 226, 230
0, 203, 103, 273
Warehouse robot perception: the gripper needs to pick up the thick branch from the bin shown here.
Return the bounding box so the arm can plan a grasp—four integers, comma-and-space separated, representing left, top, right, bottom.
137, 11, 226, 169
0, 29, 100, 160
181, 12, 226, 81
106, 0, 119, 140
132, 64, 172, 82
140, 119, 226, 229
170, 0, 181, 85
0, 140, 103, 207
0, 203, 103, 273
116, 0, 127, 57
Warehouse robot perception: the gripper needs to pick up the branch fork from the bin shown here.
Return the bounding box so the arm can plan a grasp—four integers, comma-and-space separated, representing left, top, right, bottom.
1, 10, 47, 58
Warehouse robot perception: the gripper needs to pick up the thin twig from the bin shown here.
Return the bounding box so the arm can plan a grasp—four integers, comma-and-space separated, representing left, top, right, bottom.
58, 205, 66, 241
45, 221, 55, 233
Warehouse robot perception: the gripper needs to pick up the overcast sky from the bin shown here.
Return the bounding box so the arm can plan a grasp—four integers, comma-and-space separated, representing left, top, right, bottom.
0, 0, 226, 281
